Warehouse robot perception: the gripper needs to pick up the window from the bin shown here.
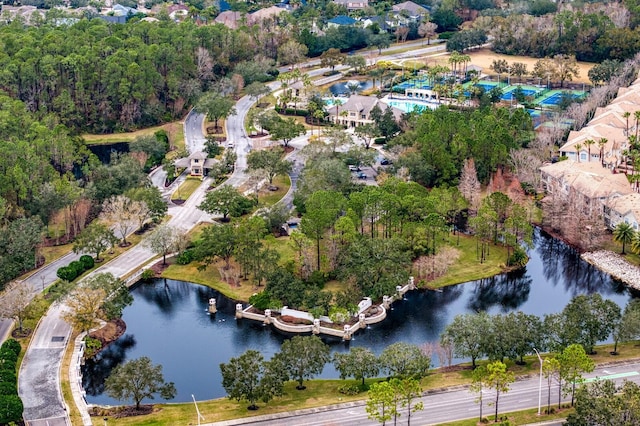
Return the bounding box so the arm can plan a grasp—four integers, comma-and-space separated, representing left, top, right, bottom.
580, 152, 587, 161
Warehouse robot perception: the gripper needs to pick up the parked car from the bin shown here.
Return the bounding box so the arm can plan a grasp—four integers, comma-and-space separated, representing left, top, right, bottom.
380, 158, 391, 165
357, 172, 367, 179
349, 165, 361, 172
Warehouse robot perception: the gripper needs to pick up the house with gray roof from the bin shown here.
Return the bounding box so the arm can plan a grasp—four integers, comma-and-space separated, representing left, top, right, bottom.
326, 95, 403, 128
174, 151, 218, 177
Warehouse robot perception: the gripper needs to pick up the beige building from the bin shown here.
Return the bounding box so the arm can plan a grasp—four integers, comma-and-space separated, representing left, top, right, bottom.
174, 151, 217, 177
541, 161, 633, 225
326, 95, 403, 127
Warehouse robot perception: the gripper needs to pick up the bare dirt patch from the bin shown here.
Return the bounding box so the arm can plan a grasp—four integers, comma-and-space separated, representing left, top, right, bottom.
428, 48, 594, 84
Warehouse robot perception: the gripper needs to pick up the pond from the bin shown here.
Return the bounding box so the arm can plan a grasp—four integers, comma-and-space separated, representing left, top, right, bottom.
82, 229, 634, 404
327, 79, 374, 96
86, 142, 130, 164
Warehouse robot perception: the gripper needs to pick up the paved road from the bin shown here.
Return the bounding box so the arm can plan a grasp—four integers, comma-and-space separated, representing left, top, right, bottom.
208, 361, 640, 426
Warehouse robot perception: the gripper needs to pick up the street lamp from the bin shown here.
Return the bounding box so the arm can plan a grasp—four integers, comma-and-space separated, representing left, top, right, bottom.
534, 348, 543, 416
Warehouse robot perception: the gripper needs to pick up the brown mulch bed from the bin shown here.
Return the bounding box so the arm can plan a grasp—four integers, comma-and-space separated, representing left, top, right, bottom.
90, 404, 157, 418
148, 260, 170, 276
89, 318, 126, 354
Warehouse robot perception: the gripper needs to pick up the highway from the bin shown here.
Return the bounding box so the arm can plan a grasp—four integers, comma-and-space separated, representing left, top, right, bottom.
208, 361, 640, 426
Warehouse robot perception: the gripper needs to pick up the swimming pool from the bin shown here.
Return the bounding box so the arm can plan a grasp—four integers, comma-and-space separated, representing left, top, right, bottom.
382, 98, 438, 113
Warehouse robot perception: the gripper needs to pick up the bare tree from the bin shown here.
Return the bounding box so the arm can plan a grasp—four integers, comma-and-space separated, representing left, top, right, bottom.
0, 281, 33, 333
102, 195, 144, 246
436, 340, 454, 367
418, 22, 438, 45
145, 224, 184, 266
458, 158, 481, 213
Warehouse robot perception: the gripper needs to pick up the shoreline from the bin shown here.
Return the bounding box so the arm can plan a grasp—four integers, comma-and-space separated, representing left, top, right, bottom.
581, 250, 640, 290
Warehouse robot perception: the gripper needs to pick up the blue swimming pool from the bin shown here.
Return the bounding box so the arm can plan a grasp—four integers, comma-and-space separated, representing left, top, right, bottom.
382, 99, 438, 113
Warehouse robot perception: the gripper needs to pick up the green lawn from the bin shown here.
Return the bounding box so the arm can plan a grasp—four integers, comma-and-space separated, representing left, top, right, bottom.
426, 233, 511, 288
257, 175, 291, 206
170, 176, 202, 201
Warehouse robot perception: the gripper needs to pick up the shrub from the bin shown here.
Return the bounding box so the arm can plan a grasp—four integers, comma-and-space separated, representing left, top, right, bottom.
0, 382, 17, 396
176, 249, 195, 265
0, 395, 24, 424
79, 255, 95, 270
0, 370, 16, 384
249, 292, 272, 311
306, 270, 327, 287
0, 348, 18, 364
338, 383, 361, 395
84, 336, 102, 359
438, 31, 456, 40
508, 247, 528, 267
0, 359, 16, 373
56, 266, 77, 282
140, 269, 156, 281
69, 260, 85, 276
0, 340, 20, 358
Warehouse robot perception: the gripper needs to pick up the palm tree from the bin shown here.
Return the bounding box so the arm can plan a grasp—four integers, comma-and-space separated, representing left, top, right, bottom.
574, 143, 583, 162
584, 139, 595, 163
632, 230, 640, 254
597, 138, 607, 167
614, 222, 635, 254
624, 111, 631, 136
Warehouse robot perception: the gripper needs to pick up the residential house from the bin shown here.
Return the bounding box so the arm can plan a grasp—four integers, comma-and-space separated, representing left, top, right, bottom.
214, 11, 244, 29
360, 15, 389, 32
391, 1, 428, 23
327, 15, 357, 28
174, 152, 218, 177
332, 0, 369, 12
326, 95, 403, 127
250, 5, 287, 23
0, 5, 44, 24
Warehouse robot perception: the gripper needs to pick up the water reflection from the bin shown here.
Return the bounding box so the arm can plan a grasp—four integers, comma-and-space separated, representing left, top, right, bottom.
82, 335, 136, 395
83, 229, 633, 404
467, 268, 532, 313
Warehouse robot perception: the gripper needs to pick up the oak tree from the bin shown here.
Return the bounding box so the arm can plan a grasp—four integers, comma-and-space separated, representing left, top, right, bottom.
104, 356, 176, 410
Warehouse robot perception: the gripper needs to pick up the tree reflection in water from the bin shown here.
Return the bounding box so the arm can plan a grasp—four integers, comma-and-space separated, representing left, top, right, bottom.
535, 229, 621, 296
82, 335, 136, 396
467, 268, 532, 313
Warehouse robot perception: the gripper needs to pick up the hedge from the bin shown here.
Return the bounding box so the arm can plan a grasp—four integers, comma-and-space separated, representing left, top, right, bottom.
0, 394, 23, 424
56, 255, 95, 281
0, 340, 20, 358
0, 339, 22, 424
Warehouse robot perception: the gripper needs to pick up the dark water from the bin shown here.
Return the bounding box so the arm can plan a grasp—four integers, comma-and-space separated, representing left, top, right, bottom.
87, 142, 129, 164
82, 229, 633, 404
328, 80, 374, 96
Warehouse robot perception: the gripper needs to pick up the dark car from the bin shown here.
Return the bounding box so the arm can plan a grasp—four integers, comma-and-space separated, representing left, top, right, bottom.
380, 158, 390, 165
357, 172, 367, 179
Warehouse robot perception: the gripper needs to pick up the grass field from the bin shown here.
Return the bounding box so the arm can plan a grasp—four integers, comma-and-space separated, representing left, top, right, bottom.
170, 176, 202, 201
83, 121, 185, 150
426, 233, 510, 288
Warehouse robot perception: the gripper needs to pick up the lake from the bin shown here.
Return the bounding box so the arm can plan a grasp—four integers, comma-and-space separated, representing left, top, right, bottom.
82, 229, 633, 404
